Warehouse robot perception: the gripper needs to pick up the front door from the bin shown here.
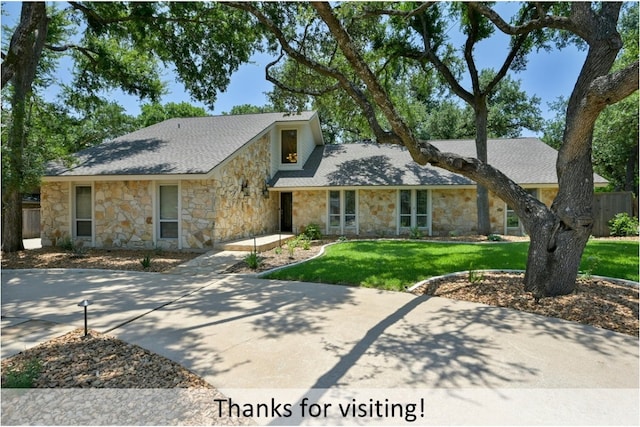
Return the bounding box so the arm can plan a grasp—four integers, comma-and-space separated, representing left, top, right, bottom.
280, 192, 293, 232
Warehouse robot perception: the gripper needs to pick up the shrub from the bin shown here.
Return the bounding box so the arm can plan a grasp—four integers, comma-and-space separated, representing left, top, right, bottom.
302, 223, 322, 240
409, 227, 423, 239
140, 254, 152, 269
468, 265, 484, 284
608, 213, 639, 237
299, 236, 311, 250
57, 236, 74, 251
287, 238, 298, 258
244, 251, 262, 269
487, 234, 503, 241
2, 358, 42, 388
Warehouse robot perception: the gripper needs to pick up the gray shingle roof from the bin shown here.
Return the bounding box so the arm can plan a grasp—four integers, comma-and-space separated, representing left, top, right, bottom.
46, 111, 317, 177
270, 138, 607, 188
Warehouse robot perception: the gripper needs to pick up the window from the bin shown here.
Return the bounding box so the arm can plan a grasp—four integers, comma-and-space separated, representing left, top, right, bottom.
399, 189, 430, 230
159, 185, 178, 238
328, 190, 357, 233
281, 129, 298, 163
75, 186, 92, 237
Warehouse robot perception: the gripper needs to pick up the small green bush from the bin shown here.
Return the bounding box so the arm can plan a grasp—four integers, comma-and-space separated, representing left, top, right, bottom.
409, 227, 423, 239
302, 223, 322, 240
287, 238, 298, 258
244, 251, 262, 269
608, 213, 639, 237
299, 236, 311, 250
2, 358, 42, 388
140, 254, 152, 269
57, 236, 74, 251
487, 234, 503, 241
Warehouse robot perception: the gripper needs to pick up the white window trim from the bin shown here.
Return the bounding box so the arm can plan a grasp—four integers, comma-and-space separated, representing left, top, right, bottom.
397, 189, 432, 236
72, 183, 95, 245
156, 182, 182, 248
326, 189, 358, 235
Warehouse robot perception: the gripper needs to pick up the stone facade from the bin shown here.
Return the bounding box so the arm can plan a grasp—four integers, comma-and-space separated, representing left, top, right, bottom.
358, 189, 397, 236
40, 181, 70, 247
292, 190, 326, 233
94, 180, 153, 249
211, 134, 278, 244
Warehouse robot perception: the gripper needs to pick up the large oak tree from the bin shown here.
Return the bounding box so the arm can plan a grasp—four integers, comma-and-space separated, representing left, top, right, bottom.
229, 1, 638, 297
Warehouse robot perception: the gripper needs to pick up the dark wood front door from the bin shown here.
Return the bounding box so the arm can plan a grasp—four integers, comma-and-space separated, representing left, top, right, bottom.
280, 192, 293, 232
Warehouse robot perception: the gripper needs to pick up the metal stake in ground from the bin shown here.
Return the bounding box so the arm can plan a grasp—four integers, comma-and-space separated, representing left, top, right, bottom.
77, 299, 92, 336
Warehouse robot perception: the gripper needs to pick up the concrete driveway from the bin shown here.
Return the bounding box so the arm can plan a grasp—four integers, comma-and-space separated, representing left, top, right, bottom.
1, 269, 638, 424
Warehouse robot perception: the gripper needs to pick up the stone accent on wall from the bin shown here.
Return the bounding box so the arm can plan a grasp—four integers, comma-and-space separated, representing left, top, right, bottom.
94, 181, 154, 249
358, 189, 397, 236
180, 180, 216, 250
291, 190, 326, 233
40, 181, 70, 247
211, 134, 278, 244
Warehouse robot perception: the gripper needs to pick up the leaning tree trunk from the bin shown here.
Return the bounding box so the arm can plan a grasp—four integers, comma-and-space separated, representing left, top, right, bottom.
1, 2, 48, 253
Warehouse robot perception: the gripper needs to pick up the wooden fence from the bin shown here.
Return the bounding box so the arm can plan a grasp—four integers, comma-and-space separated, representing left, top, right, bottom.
22, 208, 41, 239
592, 192, 636, 237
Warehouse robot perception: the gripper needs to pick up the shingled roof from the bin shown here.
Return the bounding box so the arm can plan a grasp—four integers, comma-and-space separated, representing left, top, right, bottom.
45, 111, 317, 177
270, 138, 608, 188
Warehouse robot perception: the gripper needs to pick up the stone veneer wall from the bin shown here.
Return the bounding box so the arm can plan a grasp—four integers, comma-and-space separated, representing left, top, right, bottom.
291, 190, 326, 233
358, 189, 397, 236
94, 180, 153, 249
211, 134, 278, 243
40, 181, 70, 246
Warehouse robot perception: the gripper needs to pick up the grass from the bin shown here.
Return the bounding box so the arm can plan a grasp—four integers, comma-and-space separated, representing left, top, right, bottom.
263, 239, 639, 291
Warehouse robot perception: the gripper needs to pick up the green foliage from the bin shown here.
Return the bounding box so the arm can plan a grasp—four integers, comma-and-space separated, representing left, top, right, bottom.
2, 358, 42, 388
274, 246, 283, 255
301, 223, 322, 240
580, 255, 601, 280
487, 234, 503, 241
140, 254, 152, 269
137, 102, 208, 128
244, 251, 262, 270
468, 266, 484, 284
286, 238, 298, 258
409, 227, 423, 239
56, 236, 74, 251
608, 213, 639, 237
299, 236, 312, 250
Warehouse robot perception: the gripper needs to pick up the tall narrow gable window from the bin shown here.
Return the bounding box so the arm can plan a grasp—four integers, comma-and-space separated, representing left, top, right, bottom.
281, 129, 298, 164
159, 185, 179, 238
75, 186, 92, 237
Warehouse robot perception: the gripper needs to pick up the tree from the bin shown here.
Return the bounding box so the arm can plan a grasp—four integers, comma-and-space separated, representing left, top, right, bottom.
137, 102, 207, 128
228, 1, 638, 297
223, 104, 276, 115
1, 2, 261, 252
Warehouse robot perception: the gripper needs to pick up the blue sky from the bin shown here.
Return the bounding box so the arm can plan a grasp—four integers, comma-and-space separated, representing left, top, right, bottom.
2, 1, 586, 133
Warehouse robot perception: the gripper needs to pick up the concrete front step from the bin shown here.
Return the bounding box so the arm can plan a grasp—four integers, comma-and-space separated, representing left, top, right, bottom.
221, 234, 296, 252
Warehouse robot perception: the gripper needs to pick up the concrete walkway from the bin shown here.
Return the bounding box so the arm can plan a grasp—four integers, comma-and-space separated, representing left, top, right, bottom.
1, 248, 638, 424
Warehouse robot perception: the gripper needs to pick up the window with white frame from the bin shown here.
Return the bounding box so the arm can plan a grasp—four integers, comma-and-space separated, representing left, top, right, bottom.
159, 184, 179, 238
399, 189, 430, 230
74, 185, 92, 237
281, 129, 298, 164
328, 190, 357, 233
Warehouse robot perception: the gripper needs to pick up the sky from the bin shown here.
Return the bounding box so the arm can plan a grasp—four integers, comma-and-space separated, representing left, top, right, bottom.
2, 1, 587, 134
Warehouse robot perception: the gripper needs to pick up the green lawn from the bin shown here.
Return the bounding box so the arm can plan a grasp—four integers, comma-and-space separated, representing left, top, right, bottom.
263, 240, 639, 291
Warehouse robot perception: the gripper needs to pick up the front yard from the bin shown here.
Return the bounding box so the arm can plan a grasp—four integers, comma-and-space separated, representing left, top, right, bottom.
263, 239, 639, 289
